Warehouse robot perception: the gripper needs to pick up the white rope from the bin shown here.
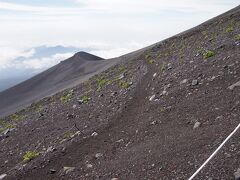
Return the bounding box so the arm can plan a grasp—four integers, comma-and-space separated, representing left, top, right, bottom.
188, 122, 240, 180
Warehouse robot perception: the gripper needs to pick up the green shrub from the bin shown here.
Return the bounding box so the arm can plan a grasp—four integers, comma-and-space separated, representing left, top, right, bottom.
81, 95, 89, 104
63, 132, 75, 139
145, 54, 151, 59
226, 26, 233, 33
0, 124, 16, 133
0, 119, 4, 126
148, 59, 155, 64
119, 81, 132, 89
23, 151, 39, 162
118, 65, 127, 73
97, 78, 107, 91
235, 34, 240, 41
60, 90, 74, 104
203, 50, 215, 59
35, 105, 43, 112
10, 114, 24, 121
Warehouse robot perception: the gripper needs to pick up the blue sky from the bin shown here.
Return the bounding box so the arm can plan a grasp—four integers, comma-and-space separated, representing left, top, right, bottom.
0, 0, 239, 73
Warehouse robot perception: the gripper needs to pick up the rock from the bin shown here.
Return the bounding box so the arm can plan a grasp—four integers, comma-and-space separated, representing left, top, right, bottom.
167, 63, 172, 70
234, 168, 240, 180
162, 90, 167, 96
50, 169, 57, 174
0, 174, 7, 180
149, 95, 155, 101
3, 129, 10, 135
111, 178, 119, 180
91, 132, 98, 137
228, 81, 240, 90
191, 80, 198, 86
193, 121, 201, 129
63, 167, 75, 174
180, 79, 188, 84
95, 153, 103, 158
78, 100, 84, 105
67, 114, 75, 119
72, 104, 77, 109
111, 92, 117, 96
86, 164, 93, 168
151, 120, 157, 125
116, 139, 124, 143
118, 74, 125, 80
47, 146, 56, 153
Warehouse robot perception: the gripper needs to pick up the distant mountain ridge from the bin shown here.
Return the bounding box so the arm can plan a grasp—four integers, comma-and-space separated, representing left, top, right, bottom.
0, 45, 87, 92
0, 52, 113, 117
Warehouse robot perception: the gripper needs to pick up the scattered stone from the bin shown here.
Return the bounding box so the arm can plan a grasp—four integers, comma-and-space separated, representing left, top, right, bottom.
63, 167, 75, 174
191, 80, 198, 86
39, 113, 44, 117
91, 132, 98, 137
3, 129, 10, 135
50, 169, 57, 174
167, 63, 172, 70
0, 174, 7, 180
180, 79, 188, 84
78, 100, 84, 105
95, 153, 103, 158
47, 146, 56, 153
116, 139, 124, 143
153, 73, 157, 78
151, 120, 157, 125
149, 95, 155, 101
161, 90, 167, 96
72, 104, 77, 109
118, 74, 125, 80
111, 178, 119, 180
193, 121, 201, 129
86, 164, 93, 168
67, 114, 75, 119
215, 116, 223, 120
234, 168, 240, 180
228, 81, 240, 90
111, 92, 117, 96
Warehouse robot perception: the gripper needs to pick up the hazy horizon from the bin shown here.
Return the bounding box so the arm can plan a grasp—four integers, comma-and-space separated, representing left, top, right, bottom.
0, 0, 239, 90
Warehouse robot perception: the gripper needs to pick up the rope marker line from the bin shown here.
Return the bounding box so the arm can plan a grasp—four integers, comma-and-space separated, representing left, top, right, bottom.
188, 122, 240, 180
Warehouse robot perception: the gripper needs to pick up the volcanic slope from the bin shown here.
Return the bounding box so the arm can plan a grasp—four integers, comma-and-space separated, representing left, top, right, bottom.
1, 5, 240, 180
0, 52, 115, 117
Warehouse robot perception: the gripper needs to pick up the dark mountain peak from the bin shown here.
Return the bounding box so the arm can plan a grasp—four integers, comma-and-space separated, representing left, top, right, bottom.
73, 51, 104, 61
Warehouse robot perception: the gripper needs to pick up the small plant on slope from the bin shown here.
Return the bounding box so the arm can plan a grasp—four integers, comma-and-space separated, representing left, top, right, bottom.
235, 34, 240, 41
23, 151, 39, 162
0, 124, 16, 133
119, 81, 132, 89
10, 113, 24, 122
60, 90, 74, 104
81, 95, 89, 104
97, 78, 107, 91
203, 50, 215, 59
226, 26, 233, 33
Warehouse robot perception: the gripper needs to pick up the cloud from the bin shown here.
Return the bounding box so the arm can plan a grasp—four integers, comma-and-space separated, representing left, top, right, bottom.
0, 0, 238, 74
89, 41, 151, 58
0, 48, 35, 69
0, 47, 74, 71
73, 0, 238, 13
20, 53, 74, 70
0, 0, 238, 15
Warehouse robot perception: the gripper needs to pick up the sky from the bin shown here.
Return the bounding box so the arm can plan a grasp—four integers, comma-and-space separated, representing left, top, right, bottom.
0, 0, 239, 75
